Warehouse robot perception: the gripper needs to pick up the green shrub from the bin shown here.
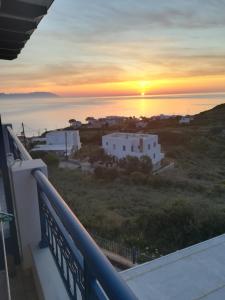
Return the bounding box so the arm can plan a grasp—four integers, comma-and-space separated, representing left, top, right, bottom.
31, 151, 47, 160
148, 176, 173, 188
210, 184, 225, 197
74, 145, 112, 164
94, 166, 118, 181
139, 156, 153, 174
44, 153, 59, 166
134, 198, 225, 254
31, 151, 59, 166
130, 171, 148, 185
118, 156, 140, 174
118, 155, 152, 175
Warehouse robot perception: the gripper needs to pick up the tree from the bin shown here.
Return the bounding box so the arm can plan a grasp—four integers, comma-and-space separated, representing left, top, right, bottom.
140, 155, 153, 174
86, 117, 95, 122
69, 119, 76, 124
125, 156, 140, 174
119, 155, 153, 175
140, 116, 148, 122
94, 166, 118, 181
31, 151, 59, 166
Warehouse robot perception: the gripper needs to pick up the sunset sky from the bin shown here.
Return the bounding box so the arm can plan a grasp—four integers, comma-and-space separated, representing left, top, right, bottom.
1, 0, 225, 97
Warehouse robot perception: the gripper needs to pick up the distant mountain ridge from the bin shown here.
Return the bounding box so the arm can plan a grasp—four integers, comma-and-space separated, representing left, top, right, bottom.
0, 92, 59, 99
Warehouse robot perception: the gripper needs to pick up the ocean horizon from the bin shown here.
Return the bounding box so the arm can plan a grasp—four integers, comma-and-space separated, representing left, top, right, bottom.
1, 93, 225, 136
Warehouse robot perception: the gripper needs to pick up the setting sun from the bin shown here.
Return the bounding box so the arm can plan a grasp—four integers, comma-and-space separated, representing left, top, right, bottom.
138, 81, 151, 96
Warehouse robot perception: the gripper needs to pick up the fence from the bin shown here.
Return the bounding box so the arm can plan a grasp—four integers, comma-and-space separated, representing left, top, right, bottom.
92, 234, 139, 265
3, 124, 137, 300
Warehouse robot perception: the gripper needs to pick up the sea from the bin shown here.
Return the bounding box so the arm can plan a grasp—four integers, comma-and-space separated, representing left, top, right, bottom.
1, 93, 225, 136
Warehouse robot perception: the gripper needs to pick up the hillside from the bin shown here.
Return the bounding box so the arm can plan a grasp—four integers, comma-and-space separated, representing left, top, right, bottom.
44, 103, 225, 260
194, 103, 225, 126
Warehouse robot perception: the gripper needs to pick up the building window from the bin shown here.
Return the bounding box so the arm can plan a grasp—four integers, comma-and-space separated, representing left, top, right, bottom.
131, 145, 134, 152
106, 142, 109, 146
153, 153, 156, 159
113, 144, 116, 150
153, 142, 156, 147
148, 144, 151, 150
123, 145, 126, 151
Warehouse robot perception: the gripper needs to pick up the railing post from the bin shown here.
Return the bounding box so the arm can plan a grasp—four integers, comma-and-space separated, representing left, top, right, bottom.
132, 247, 137, 264
84, 261, 95, 300
37, 188, 48, 249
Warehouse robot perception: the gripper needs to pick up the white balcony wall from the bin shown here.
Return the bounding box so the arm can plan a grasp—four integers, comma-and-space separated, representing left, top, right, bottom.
10, 159, 47, 269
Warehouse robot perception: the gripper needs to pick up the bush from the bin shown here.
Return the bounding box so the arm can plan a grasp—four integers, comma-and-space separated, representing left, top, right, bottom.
44, 153, 59, 166
210, 184, 225, 197
130, 172, 148, 185
139, 156, 153, 174
118, 156, 140, 174
31, 151, 59, 166
94, 166, 118, 181
134, 198, 225, 254
74, 145, 111, 164
118, 155, 152, 175
31, 151, 46, 160
148, 175, 173, 188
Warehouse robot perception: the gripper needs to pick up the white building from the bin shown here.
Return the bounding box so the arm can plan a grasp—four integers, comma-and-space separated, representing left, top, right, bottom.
103, 116, 126, 126
86, 116, 127, 128
151, 114, 178, 121
102, 133, 164, 168
31, 130, 81, 157
86, 118, 102, 128
136, 121, 148, 128
179, 116, 194, 124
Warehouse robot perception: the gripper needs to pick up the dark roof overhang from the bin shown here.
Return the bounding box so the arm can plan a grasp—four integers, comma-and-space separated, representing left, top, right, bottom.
0, 0, 54, 60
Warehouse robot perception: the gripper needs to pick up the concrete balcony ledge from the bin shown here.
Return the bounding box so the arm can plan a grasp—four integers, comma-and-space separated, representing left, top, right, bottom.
31, 245, 70, 300
122, 234, 225, 300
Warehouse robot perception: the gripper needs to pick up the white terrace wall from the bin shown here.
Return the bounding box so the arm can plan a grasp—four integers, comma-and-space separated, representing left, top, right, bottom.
10, 159, 47, 269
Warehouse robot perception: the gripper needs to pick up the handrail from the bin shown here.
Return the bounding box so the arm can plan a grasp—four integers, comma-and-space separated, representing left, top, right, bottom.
33, 169, 137, 300
6, 126, 137, 299
7, 126, 32, 161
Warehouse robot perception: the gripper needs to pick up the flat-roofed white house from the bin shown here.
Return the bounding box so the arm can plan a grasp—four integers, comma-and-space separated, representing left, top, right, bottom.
179, 116, 194, 124
102, 133, 164, 168
31, 130, 81, 157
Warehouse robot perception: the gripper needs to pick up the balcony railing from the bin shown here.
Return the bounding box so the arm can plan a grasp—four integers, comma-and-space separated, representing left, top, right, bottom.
1, 124, 137, 300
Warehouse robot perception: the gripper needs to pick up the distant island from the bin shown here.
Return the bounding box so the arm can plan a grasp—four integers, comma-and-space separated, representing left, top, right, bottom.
0, 92, 59, 99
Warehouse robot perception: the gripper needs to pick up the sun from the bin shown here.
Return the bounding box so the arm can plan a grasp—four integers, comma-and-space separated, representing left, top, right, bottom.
138, 80, 150, 96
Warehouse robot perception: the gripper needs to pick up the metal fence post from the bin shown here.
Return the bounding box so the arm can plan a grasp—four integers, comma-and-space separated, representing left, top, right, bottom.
84, 260, 95, 300
132, 247, 137, 264
37, 189, 48, 249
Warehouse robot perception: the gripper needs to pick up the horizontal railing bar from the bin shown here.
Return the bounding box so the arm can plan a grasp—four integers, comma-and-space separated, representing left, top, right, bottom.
33, 169, 137, 300
7, 126, 32, 160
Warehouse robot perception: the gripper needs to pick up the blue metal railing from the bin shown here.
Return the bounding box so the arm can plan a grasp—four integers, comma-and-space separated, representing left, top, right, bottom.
5, 125, 137, 300
7, 126, 32, 161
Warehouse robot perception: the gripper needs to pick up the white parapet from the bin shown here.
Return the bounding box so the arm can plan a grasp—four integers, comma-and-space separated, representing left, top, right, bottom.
10, 159, 47, 269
